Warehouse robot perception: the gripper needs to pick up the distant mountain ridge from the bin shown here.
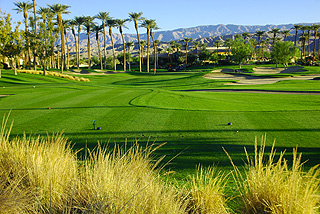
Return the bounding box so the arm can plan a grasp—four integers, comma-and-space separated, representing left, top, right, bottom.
73, 23, 317, 45
64, 23, 318, 56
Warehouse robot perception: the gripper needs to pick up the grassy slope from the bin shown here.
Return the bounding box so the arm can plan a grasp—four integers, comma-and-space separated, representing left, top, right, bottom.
0, 67, 319, 178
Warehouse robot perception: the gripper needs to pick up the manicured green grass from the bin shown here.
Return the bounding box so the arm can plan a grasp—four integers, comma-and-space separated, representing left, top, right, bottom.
0, 66, 320, 179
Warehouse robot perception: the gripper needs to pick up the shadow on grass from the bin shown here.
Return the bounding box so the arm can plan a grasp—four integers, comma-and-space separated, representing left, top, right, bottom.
11, 126, 320, 172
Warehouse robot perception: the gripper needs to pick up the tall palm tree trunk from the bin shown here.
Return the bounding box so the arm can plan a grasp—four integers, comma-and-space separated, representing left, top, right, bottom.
87, 30, 91, 69
128, 47, 131, 71
58, 13, 66, 73
60, 28, 65, 73
313, 30, 318, 58
72, 28, 78, 69
97, 36, 103, 70
25, 18, 32, 70
109, 28, 116, 71
150, 30, 156, 74
134, 21, 142, 72
77, 27, 81, 69
294, 30, 298, 46
120, 28, 126, 71
103, 22, 107, 70
146, 28, 150, 73
33, 0, 37, 70
56, 42, 60, 69
64, 31, 70, 69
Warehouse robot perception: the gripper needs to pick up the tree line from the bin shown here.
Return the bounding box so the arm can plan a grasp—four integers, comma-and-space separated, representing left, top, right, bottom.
0, 1, 160, 75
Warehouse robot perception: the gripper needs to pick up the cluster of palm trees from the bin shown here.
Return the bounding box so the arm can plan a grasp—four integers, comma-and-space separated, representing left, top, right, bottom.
180, 24, 320, 65
11, 1, 161, 74
6, 1, 320, 73
239, 24, 320, 61
161, 23, 320, 67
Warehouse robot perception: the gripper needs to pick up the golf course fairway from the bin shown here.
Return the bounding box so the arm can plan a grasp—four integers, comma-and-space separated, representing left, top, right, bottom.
0, 67, 319, 177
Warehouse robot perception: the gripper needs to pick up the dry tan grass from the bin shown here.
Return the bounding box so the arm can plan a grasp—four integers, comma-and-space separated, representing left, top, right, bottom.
17, 70, 90, 82
0, 113, 319, 213
184, 165, 229, 214
73, 143, 188, 213
0, 114, 78, 213
225, 136, 320, 214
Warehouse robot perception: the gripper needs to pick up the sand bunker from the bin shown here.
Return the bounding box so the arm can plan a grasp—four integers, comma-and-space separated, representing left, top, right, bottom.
252, 66, 306, 74
204, 67, 320, 85
0, 94, 12, 97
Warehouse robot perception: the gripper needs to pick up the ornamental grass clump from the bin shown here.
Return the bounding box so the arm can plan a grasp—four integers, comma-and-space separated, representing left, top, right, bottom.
225, 136, 320, 214
0, 114, 78, 213
74, 143, 187, 213
17, 70, 90, 82
0, 114, 188, 213
184, 165, 229, 214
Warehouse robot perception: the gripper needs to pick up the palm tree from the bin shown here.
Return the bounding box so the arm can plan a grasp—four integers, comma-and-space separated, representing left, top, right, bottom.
92, 24, 103, 70
37, 6, 51, 69
73, 16, 84, 69
300, 36, 306, 60
260, 40, 269, 59
200, 43, 207, 51
126, 41, 134, 71
150, 23, 160, 73
192, 41, 200, 54
106, 19, 117, 71
82, 16, 95, 69
293, 24, 303, 46
175, 43, 182, 52
116, 19, 129, 71
53, 27, 60, 69
95, 12, 111, 70
312, 24, 320, 59
129, 12, 144, 72
281, 30, 291, 41
255, 30, 265, 59
306, 26, 312, 56
69, 19, 78, 68
37, 6, 50, 28
140, 40, 146, 66
141, 19, 155, 73
269, 28, 280, 46
165, 47, 173, 63
14, 1, 33, 69
154, 40, 160, 69
300, 25, 308, 57
214, 40, 223, 52
32, 0, 37, 70
183, 37, 192, 66
242, 32, 250, 41
169, 41, 177, 53
224, 38, 233, 55
48, 3, 70, 73
62, 19, 71, 69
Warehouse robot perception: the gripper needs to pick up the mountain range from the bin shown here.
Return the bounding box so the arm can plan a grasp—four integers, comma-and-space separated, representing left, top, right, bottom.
64, 23, 317, 56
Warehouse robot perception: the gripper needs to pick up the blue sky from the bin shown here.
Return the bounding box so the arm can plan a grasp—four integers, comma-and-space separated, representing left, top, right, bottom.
1, 0, 320, 34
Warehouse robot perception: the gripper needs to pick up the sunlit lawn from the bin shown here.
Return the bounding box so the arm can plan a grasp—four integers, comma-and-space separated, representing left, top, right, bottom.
0, 65, 320, 178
